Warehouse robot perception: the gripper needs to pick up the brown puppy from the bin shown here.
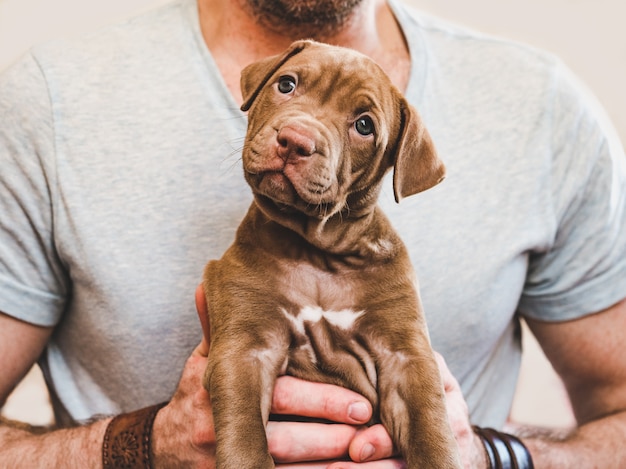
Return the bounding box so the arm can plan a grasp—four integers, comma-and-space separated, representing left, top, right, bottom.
203, 40, 461, 468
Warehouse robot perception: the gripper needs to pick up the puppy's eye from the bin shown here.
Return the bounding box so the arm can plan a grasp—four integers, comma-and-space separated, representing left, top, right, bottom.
277, 76, 296, 94
355, 116, 374, 136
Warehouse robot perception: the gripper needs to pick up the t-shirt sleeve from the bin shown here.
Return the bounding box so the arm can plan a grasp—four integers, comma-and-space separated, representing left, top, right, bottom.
0, 53, 69, 326
518, 60, 626, 322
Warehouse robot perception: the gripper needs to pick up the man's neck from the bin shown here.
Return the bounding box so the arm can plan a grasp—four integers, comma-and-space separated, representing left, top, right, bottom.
198, 0, 410, 103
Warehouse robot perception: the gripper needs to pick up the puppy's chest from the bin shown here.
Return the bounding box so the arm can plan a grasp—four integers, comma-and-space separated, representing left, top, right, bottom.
278, 261, 363, 316
277, 262, 369, 340
272, 261, 382, 392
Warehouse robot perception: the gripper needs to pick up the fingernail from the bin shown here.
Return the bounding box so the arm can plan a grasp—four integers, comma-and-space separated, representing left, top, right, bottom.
348, 401, 369, 422
360, 443, 376, 461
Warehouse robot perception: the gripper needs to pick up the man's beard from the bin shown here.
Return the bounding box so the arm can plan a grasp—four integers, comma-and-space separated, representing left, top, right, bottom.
241, 0, 364, 39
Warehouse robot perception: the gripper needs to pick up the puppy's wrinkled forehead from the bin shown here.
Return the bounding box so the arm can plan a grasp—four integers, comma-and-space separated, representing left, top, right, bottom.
280, 50, 391, 99
240, 42, 399, 120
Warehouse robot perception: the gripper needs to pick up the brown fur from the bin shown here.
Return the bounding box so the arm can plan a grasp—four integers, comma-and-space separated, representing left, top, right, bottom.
203, 40, 460, 468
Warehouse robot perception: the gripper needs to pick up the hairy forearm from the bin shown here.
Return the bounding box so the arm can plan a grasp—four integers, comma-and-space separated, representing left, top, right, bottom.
510, 411, 626, 468
0, 416, 110, 468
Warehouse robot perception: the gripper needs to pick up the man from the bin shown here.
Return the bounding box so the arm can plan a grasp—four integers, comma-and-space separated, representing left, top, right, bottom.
1, 0, 625, 467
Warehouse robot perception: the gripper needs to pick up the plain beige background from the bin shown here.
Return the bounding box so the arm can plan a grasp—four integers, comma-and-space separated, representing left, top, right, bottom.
3, 0, 623, 428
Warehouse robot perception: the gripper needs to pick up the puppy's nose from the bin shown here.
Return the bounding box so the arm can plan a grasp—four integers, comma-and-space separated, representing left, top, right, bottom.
276, 126, 316, 161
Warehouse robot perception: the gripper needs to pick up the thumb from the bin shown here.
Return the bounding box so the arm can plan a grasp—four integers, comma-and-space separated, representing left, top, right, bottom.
195, 283, 211, 356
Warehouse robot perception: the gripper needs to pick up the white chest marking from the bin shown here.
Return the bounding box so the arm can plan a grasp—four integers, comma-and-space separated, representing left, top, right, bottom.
281, 306, 365, 335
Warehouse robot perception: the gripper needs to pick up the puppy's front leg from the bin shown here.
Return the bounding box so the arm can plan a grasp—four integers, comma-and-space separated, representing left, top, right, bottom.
204, 334, 288, 469
376, 330, 462, 469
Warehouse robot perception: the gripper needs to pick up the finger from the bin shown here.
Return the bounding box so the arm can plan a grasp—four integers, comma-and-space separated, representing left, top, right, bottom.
272, 376, 372, 424
433, 352, 468, 421
277, 463, 346, 469
433, 351, 460, 393
278, 460, 405, 469
268, 420, 358, 462
326, 458, 406, 469
195, 283, 211, 356
193, 337, 210, 358
347, 424, 395, 463
434, 351, 476, 464
277, 463, 334, 468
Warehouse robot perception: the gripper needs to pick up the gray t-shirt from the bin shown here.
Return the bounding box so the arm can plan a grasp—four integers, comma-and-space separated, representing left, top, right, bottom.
1, 0, 625, 428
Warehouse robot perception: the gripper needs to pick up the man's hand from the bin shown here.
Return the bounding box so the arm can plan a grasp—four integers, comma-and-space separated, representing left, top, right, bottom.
151, 338, 216, 468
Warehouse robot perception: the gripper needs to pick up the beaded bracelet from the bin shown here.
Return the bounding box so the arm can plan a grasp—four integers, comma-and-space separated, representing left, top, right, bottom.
102, 402, 167, 469
473, 426, 534, 469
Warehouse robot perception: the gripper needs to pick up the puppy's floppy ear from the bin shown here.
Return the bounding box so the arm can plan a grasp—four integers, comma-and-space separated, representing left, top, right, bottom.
392, 100, 446, 203
240, 40, 312, 112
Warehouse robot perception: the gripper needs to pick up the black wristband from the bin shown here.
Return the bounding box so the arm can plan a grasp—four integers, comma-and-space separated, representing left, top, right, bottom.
473, 426, 534, 469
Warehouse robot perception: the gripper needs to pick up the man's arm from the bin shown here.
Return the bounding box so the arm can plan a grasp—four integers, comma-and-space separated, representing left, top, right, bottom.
0, 417, 110, 468
0, 313, 51, 406
0, 312, 108, 467
520, 297, 626, 467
